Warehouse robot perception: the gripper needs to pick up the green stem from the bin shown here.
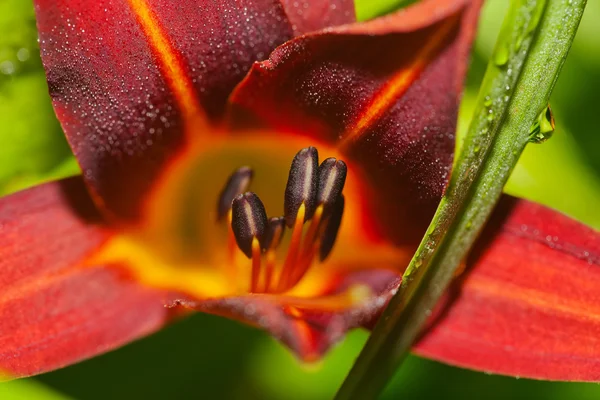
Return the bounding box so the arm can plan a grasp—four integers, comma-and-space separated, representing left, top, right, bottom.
335, 0, 586, 398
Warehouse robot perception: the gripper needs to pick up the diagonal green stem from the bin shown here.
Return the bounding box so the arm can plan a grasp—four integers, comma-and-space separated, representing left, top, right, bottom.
335, 0, 586, 398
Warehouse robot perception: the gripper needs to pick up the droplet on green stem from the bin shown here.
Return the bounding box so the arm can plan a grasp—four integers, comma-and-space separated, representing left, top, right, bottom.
528, 104, 555, 143
494, 45, 509, 67
515, 1, 546, 51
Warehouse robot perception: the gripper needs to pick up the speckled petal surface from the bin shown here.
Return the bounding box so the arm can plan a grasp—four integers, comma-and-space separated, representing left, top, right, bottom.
34, 0, 299, 221
228, 0, 483, 245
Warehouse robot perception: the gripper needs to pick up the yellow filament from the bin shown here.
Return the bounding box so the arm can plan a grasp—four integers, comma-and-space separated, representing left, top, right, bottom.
289, 204, 324, 287
263, 250, 277, 293
250, 237, 262, 293
277, 204, 306, 292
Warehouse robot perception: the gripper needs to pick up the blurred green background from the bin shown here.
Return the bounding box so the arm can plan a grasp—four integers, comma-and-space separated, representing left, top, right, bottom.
2, 0, 600, 399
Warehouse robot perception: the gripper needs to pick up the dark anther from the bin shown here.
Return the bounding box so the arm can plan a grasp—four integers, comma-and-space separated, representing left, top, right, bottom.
231, 192, 267, 258
284, 147, 319, 227
262, 217, 286, 251
316, 158, 347, 215
217, 166, 254, 221
319, 195, 345, 262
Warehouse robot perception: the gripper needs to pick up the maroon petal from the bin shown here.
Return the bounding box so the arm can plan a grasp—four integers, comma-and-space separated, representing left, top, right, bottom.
280, 0, 355, 35
228, 0, 483, 244
35, 0, 335, 222
168, 268, 401, 361
0, 179, 170, 379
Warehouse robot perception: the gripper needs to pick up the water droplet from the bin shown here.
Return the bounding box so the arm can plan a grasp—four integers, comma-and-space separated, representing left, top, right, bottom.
528, 104, 555, 143
494, 45, 509, 67
526, 2, 545, 36
516, 1, 545, 51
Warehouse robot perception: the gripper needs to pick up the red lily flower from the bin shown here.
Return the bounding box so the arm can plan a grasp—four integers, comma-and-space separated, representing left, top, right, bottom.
1, 0, 599, 383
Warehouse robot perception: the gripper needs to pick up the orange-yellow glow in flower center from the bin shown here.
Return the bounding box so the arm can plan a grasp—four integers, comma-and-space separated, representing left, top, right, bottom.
93, 134, 409, 307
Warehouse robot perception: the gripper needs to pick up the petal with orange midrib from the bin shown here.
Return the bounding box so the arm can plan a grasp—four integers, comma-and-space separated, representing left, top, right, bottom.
227, 0, 483, 246
34, 0, 353, 223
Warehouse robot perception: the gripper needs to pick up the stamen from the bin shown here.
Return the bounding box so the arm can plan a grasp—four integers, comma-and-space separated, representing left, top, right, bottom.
264, 250, 277, 293
316, 158, 347, 216
218, 148, 347, 295
288, 204, 325, 288
251, 237, 262, 293
262, 217, 286, 292
284, 147, 319, 227
262, 217, 286, 252
319, 195, 345, 261
301, 205, 324, 255
277, 203, 306, 291
217, 166, 253, 221
226, 210, 238, 281
231, 192, 267, 258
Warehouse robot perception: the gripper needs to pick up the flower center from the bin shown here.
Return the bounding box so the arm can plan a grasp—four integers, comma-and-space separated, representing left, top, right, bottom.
218, 147, 347, 294
94, 135, 406, 302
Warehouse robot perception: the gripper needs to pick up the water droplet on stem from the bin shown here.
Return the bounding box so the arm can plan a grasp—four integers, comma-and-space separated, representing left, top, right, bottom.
528, 104, 555, 143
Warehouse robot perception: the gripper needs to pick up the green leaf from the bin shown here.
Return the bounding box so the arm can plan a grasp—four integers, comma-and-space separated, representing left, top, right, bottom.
354, 0, 416, 21
335, 1, 587, 398
0, 379, 71, 400
0, 0, 79, 197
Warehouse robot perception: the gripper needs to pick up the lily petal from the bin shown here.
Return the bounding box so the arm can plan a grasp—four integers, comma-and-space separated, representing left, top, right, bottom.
0, 178, 169, 379
228, 0, 483, 244
169, 268, 401, 361
280, 0, 355, 35
35, 0, 349, 222
416, 196, 600, 381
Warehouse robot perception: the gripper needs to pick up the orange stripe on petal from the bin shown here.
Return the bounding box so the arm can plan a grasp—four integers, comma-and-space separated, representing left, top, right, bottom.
228, 0, 483, 246
340, 17, 458, 149
126, 0, 206, 131
34, 0, 298, 221
468, 275, 600, 325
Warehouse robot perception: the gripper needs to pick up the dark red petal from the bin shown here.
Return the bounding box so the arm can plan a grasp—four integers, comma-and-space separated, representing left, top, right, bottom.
168, 268, 401, 361
415, 196, 600, 381
228, 0, 483, 245
280, 0, 355, 35
34, 0, 298, 222
0, 179, 169, 379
